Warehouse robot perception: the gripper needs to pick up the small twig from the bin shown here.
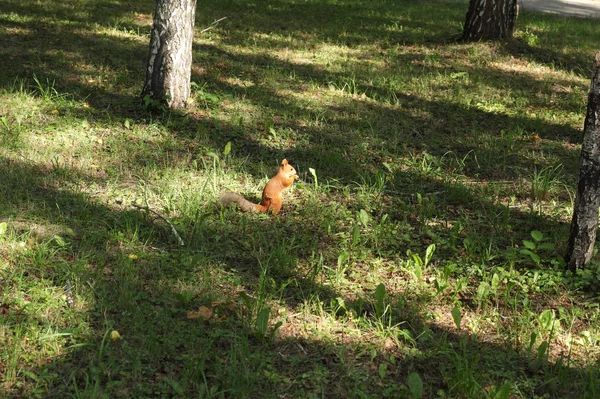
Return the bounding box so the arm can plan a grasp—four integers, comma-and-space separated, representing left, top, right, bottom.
150, 246, 167, 253
200, 16, 228, 34
132, 203, 185, 246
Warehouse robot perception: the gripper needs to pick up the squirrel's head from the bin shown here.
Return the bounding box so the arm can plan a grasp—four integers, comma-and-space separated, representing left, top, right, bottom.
280, 159, 298, 180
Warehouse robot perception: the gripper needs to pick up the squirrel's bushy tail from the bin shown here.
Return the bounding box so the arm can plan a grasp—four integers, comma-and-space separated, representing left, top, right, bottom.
219, 192, 260, 213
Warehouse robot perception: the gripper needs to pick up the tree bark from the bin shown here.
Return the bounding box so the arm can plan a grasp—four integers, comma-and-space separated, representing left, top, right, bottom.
462, 0, 518, 41
565, 52, 600, 271
141, 0, 197, 110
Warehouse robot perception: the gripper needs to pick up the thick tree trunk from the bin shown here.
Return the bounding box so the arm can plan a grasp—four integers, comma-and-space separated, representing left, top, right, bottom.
462, 0, 518, 41
141, 0, 197, 110
565, 52, 600, 271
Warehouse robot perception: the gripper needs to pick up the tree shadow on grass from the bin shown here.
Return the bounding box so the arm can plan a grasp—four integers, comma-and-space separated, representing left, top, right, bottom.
0, 149, 595, 398
502, 10, 600, 77
0, 0, 586, 188
0, 155, 333, 396
186, 41, 584, 178
0, 0, 153, 29
204, 0, 467, 48
0, 0, 465, 101
0, 0, 583, 277
0, 0, 154, 114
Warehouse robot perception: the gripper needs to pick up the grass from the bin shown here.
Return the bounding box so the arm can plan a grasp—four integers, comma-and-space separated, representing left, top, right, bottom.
1, 0, 600, 397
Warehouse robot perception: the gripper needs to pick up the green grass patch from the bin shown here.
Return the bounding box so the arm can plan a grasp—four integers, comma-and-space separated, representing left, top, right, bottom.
2, 0, 600, 397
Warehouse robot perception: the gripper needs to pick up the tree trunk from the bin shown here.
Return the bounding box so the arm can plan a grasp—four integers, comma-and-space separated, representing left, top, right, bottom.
565, 52, 600, 272
462, 0, 518, 41
141, 0, 197, 110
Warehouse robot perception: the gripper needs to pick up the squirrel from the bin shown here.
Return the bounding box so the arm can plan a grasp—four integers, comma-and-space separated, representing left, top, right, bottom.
219, 159, 298, 215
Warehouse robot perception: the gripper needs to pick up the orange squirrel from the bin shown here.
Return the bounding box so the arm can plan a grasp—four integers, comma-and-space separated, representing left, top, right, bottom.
219, 159, 298, 215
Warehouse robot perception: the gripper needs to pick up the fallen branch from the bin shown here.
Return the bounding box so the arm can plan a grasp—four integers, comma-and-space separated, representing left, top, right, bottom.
200, 16, 228, 34
132, 203, 185, 247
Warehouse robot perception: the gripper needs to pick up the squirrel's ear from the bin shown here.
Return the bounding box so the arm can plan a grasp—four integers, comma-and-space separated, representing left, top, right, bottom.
281, 159, 288, 166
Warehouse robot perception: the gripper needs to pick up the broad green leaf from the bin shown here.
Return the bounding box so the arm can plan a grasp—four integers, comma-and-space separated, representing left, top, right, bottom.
412, 255, 423, 281
538, 309, 555, 332
378, 363, 387, 379
238, 291, 253, 309
527, 332, 537, 353
256, 307, 271, 338
53, 235, 66, 247
223, 141, 231, 156
520, 249, 540, 263
375, 283, 386, 304
352, 223, 360, 246
0, 222, 6, 236
451, 306, 462, 330
493, 381, 512, 399
531, 230, 543, 242
164, 377, 184, 396
407, 372, 424, 399
424, 244, 436, 266
476, 282, 490, 303
522, 240, 536, 250
19, 370, 39, 382
491, 273, 500, 291
338, 252, 349, 269
398, 329, 414, 343
375, 283, 386, 317
537, 340, 549, 362
272, 321, 283, 334
412, 254, 423, 268
359, 209, 370, 226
